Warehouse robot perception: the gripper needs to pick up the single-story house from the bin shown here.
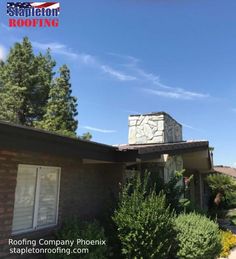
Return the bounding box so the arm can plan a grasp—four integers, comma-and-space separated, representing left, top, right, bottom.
0, 112, 213, 257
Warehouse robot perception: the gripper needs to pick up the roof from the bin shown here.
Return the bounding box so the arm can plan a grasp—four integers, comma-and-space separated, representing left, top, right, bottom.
117, 141, 209, 161
0, 120, 116, 149
0, 120, 118, 162
214, 166, 236, 178
118, 140, 209, 154
0, 120, 209, 163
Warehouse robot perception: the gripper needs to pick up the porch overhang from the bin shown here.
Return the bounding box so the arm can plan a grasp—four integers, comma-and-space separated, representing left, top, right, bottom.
117, 140, 210, 164
183, 149, 212, 172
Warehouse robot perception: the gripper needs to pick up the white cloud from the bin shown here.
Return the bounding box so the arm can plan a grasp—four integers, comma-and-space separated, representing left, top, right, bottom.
107, 52, 139, 65
0, 45, 7, 61
180, 123, 203, 132
82, 126, 117, 133
135, 68, 161, 85
32, 41, 97, 65
142, 88, 208, 100
32, 41, 81, 60
101, 65, 136, 81
32, 41, 136, 81
135, 67, 209, 100
30, 44, 212, 92
181, 123, 196, 130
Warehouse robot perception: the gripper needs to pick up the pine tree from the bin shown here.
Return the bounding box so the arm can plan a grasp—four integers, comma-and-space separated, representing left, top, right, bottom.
0, 37, 55, 125
0, 38, 35, 124
0, 37, 91, 139
35, 64, 78, 137
28, 49, 56, 123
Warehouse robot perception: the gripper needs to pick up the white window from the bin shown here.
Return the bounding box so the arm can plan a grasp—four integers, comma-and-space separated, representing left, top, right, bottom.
12, 165, 61, 234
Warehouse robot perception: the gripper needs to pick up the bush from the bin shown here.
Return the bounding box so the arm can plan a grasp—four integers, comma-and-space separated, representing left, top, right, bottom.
220, 230, 236, 258
113, 173, 177, 259
225, 209, 236, 226
174, 213, 221, 259
206, 173, 236, 210
47, 219, 109, 259
147, 169, 193, 214
225, 191, 236, 209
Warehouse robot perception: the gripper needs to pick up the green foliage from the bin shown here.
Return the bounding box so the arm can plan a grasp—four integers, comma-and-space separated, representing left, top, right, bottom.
206, 174, 236, 211
81, 132, 92, 141
0, 37, 55, 125
30, 50, 56, 121
0, 37, 92, 139
162, 170, 191, 213
34, 64, 78, 137
47, 219, 108, 259
225, 191, 236, 209
225, 209, 236, 226
174, 213, 221, 259
207, 174, 236, 195
113, 173, 177, 259
151, 170, 193, 213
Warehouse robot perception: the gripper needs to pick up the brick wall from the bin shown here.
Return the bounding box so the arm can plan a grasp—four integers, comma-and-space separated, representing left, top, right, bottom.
0, 148, 124, 257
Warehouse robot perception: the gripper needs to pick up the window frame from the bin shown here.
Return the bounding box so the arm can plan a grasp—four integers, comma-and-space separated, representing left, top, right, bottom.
12, 164, 61, 235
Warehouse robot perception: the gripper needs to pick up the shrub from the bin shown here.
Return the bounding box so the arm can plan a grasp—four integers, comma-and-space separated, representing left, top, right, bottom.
147, 169, 193, 214
174, 213, 221, 259
225, 209, 236, 226
113, 173, 177, 259
220, 230, 236, 258
206, 173, 236, 210
225, 191, 236, 209
47, 219, 108, 259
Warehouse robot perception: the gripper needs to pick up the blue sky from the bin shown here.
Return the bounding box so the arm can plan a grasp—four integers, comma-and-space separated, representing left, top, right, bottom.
0, 0, 236, 166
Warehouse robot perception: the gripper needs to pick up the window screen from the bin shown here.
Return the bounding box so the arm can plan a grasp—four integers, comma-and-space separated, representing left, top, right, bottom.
12, 165, 60, 234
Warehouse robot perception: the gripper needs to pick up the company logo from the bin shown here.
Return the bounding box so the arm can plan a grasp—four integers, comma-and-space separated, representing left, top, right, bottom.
7, 2, 60, 28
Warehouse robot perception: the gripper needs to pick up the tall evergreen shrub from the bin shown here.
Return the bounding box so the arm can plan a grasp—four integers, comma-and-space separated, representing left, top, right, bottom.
113, 174, 177, 259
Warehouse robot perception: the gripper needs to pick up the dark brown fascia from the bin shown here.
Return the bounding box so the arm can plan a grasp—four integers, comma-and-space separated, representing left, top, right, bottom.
0, 121, 118, 162
136, 141, 209, 155
116, 141, 209, 162
0, 121, 209, 164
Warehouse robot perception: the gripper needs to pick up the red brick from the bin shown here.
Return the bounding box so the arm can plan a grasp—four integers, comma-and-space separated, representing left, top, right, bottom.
0, 239, 8, 245
0, 148, 124, 258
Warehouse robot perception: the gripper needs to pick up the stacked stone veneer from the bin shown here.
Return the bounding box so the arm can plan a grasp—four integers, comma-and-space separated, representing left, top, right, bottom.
164, 155, 183, 183
128, 112, 182, 144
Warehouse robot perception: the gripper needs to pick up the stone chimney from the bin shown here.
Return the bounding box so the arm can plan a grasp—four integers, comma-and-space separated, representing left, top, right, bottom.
128, 112, 182, 144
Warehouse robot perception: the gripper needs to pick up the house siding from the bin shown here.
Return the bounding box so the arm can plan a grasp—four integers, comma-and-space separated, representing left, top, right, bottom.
0, 148, 124, 257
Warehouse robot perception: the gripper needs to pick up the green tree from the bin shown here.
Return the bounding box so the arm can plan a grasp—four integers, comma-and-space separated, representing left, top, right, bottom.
0, 37, 91, 139
0, 38, 35, 124
81, 132, 92, 141
35, 64, 78, 137
28, 49, 56, 123
0, 37, 55, 125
